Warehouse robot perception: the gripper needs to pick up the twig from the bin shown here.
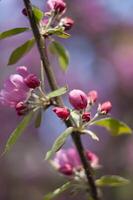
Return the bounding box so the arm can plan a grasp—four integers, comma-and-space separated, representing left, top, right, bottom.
23, 1, 99, 199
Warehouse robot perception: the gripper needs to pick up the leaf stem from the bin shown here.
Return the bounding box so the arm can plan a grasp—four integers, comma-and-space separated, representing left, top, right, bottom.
23, 1, 100, 199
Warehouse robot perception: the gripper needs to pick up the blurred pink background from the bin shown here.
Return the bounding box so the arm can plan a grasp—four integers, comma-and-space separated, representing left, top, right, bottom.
0, 0, 133, 199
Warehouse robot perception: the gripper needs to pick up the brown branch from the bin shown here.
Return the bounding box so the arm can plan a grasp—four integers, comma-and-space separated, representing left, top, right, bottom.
23, 0, 99, 199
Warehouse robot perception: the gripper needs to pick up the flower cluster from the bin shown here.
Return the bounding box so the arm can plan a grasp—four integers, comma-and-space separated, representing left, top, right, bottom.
53, 89, 112, 127
52, 148, 99, 177
0, 66, 45, 115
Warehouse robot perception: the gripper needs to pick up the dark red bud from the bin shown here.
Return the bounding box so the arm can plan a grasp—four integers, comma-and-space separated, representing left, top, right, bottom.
82, 112, 91, 122
24, 74, 40, 89
22, 8, 28, 16
59, 164, 73, 176
53, 107, 70, 120
15, 101, 28, 116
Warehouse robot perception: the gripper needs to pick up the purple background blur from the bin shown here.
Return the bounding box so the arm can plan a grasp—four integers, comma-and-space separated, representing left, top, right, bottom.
0, 0, 133, 199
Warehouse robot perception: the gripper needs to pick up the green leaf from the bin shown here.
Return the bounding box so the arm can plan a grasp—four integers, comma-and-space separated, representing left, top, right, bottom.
54, 31, 71, 39
0, 27, 29, 40
81, 130, 99, 141
49, 41, 69, 71
8, 38, 35, 65
47, 86, 68, 99
96, 176, 130, 187
92, 117, 132, 136
44, 182, 71, 200
32, 5, 44, 23
34, 109, 42, 128
2, 112, 33, 155
45, 127, 74, 160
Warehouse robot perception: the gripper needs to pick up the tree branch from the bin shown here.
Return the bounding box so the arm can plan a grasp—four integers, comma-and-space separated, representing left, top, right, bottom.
23, 0, 99, 199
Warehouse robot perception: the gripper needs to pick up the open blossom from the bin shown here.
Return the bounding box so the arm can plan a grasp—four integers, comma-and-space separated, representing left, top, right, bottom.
47, 0, 66, 13
52, 148, 99, 176
69, 89, 88, 110
0, 66, 40, 108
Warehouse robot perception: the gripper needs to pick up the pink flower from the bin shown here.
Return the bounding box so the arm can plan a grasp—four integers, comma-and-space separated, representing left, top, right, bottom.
59, 17, 74, 31
99, 101, 112, 114
53, 107, 70, 120
88, 90, 98, 104
52, 148, 99, 176
69, 89, 88, 110
47, 0, 66, 14
82, 112, 91, 122
0, 66, 40, 108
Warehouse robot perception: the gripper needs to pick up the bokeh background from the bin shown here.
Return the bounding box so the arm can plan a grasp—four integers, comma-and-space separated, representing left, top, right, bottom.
0, 0, 133, 199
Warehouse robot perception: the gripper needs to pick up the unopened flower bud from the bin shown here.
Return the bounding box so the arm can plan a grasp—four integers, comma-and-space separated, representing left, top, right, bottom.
99, 101, 112, 114
69, 89, 88, 110
53, 107, 70, 120
88, 90, 98, 104
59, 17, 74, 31
24, 74, 40, 89
86, 150, 99, 169
15, 102, 28, 116
22, 8, 28, 16
82, 112, 91, 122
59, 164, 73, 176
47, 0, 66, 14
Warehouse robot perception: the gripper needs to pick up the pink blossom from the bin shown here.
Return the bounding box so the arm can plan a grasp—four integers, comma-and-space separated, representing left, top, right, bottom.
69, 89, 88, 110
53, 107, 70, 120
0, 66, 39, 108
52, 148, 99, 176
47, 0, 66, 13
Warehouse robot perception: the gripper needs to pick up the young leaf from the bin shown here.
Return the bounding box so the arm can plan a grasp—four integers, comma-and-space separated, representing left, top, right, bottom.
54, 31, 71, 39
47, 86, 68, 99
0, 27, 29, 40
96, 175, 130, 187
34, 109, 42, 128
91, 117, 132, 136
49, 41, 69, 72
44, 182, 71, 200
45, 127, 74, 160
81, 130, 99, 141
2, 112, 33, 155
32, 5, 44, 23
8, 38, 35, 65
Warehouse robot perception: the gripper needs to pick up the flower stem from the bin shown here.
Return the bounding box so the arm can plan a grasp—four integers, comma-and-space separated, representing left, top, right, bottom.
23, 1, 100, 199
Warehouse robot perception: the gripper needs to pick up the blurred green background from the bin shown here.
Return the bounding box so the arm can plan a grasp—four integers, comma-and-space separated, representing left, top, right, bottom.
0, 0, 133, 199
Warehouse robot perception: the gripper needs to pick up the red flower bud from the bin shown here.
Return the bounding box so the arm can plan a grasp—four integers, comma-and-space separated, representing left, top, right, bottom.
82, 112, 91, 122
15, 102, 28, 116
88, 90, 98, 104
22, 8, 28, 16
60, 17, 74, 31
47, 0, 66, 13
59, 163, 73, 176
69, 89, 88, 110
99, 101, 112, 114
53, 107, 70, 120
24, 74, 40, 89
